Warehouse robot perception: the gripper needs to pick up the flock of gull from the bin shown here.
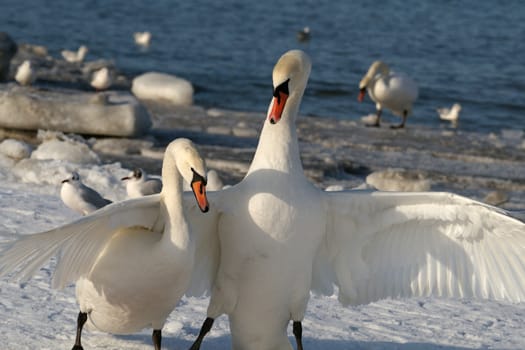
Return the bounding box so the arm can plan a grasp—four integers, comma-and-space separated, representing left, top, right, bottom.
11, 28, 460, 129
12, 31, 152, 93
0, 49, 523, 350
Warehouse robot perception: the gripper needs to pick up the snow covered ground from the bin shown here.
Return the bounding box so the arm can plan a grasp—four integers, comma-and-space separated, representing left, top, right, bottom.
0, 104, 525, 349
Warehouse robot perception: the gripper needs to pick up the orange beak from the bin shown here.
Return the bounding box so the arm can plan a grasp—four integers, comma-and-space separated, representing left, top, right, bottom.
191, 173, 209, 213
268, 79, 290, 124
358, 88, 366, 102
268, 91, 288, 124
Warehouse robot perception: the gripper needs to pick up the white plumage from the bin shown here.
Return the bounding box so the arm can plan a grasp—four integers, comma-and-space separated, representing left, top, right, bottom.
15, 60, 35, 86
0, 139, 209, 350
437, 102, 461, 123
187, 50, 525, 350
61, 45, 88, 63
358, 60, 418, 128
134, 31, 151, 47
90, 67, 111, 91
121, 168, 163, 198
60, 171, 111, 215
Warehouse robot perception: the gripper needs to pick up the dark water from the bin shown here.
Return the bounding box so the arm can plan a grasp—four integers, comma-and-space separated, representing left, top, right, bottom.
2, 0, 525, 133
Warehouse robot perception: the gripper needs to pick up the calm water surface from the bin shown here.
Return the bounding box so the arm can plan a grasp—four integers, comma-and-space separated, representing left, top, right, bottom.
2, 0, 525, 133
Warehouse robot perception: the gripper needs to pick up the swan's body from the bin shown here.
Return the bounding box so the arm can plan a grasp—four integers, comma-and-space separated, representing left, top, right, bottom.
15, 60, 35, 86
438, 103, 461, 123
60, 172, 111, 215
0, 138, 209, 350
121, 168, 162, 198
134, 31, 152, 47
358, 60, 418, 128
90, 67, 111, 91
187, 50, 525, 350
61, 45, 88, 63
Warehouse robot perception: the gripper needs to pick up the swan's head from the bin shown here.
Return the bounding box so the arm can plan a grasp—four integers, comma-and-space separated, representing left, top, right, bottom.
267, 50, 311, 124
358, 60, 390, 102
121, 168, 144, 182
62, 171, 81, 184
168, 138, 209, 213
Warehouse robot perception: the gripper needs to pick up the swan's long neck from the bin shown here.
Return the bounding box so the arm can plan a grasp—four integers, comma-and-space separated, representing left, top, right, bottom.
160, 154, 190, 248
247, 90, 304, 176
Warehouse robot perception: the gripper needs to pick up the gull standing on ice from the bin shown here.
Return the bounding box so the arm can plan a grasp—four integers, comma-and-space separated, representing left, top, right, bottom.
134, 31, 152, 47
15, 60, 35, 86
61, 45, 88, 63
0, 138, 209, 350
90, 67, 112, 91
437, 102, 461, 125
358, 60, 418, 128
121, 168, 162, 198
60, 171, 112, 215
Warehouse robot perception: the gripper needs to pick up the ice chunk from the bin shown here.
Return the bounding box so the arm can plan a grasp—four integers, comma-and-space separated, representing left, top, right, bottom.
132, 72, 194, 106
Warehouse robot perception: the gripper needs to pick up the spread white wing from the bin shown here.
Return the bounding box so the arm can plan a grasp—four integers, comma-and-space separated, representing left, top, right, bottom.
314, 190, 525, 305
0, 194, 163, 289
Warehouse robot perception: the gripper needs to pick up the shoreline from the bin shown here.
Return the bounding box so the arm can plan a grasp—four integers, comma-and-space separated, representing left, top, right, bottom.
1, 44, 524, 210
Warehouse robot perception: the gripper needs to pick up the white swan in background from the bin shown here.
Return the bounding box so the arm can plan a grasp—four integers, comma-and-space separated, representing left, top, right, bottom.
1, 51, 525, 350
61, 45, 88, 63
358, 60, 418, 129
437, 102, 461, 124
90, 67, 112, 91
60, 171, 112, 215
0, 138, 209, 350
14, 60, 35, 86
134, 31, 152, 47
121, 168, 163, 198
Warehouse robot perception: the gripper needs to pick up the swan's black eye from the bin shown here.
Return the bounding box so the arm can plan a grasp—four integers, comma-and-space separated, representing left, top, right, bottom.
273, 79, 290, 103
